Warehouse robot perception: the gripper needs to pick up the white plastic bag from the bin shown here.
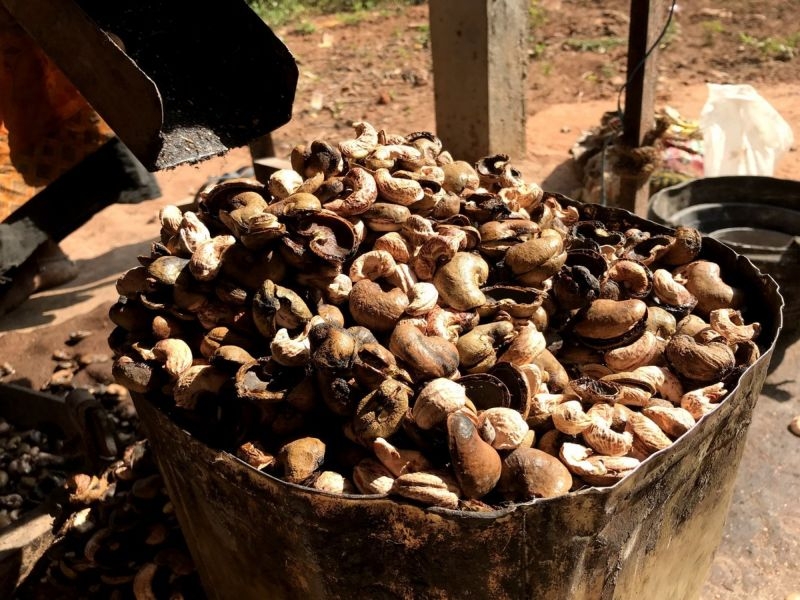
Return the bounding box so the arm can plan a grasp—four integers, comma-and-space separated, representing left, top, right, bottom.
699, 83, 794, 177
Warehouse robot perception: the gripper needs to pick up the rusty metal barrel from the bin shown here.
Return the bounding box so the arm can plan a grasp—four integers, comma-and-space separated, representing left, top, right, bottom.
133, 200, 782, 600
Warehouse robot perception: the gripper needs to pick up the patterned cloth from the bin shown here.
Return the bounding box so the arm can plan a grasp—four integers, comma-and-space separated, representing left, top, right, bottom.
0, 6, 115, 220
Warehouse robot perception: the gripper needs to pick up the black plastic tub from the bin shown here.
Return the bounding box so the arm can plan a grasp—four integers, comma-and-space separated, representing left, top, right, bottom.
132, 198, 783, 600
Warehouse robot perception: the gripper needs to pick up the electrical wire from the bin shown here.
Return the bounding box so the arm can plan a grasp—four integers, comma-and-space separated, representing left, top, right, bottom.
599, 0, 678, 206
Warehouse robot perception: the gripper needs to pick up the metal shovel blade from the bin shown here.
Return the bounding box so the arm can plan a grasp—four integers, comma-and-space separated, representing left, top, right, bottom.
2, 0, 298, 170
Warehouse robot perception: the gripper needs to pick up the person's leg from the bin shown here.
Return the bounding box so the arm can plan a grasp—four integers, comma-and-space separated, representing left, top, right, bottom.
0, 237, 78, 314
0, 138, 160, 315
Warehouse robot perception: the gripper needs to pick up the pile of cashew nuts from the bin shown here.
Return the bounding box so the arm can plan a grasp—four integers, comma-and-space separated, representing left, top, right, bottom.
110, 121, 762, 510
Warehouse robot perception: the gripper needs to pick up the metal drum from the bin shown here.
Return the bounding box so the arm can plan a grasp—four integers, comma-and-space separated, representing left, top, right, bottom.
132, 199, 782, 600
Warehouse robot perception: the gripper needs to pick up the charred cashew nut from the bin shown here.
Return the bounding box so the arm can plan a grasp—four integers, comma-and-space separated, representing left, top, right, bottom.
115, 266, 154, 299
405, 131, 443, 167
349, 279, 409, 333
608, 259, 651, 297
441, 160, 480, 195
323, 273, 353, 305
294, 140, 344, 179
626, 412, 673, 458
270, 327, 312, 367
499, 182, 542, 213
152, 338, 193, 379
412, 234, 461, 281
402, 214, 437, 247
582, 416, 633, 456
386, 262, 418, 294
373, 232, 413, 263
604, 330, 664, 372
448, 411, 502, 499
559, 442, 604, 478
661, 226, 702, 266
339, 121, 379, 159
572, 298, 648, 344
353, 378, 411, 443
394, 165, 446, 185
479, 407, 530, 450
551, 400, 593, 435
373, 437, 432, 477
310, 471, 353, 494
112, 356, 162, 394
532, 349, 570, 393
433, 252, 489, 311
236, 442, 275, 471
519, 363, 545, 394
654, 366, 684, 404
133, 563, 159, 600
159, 204, 183, 236
412, 378, 467, 430
528, 392, 562, 426
673, 260, 744, 316
646, 306, 677, 338
391, 470, 461, 509
370, 144, 423, 166
544, 196, 578, 224
406, 282, 439, 316
374, 168, 424, 206
278, 437, 326, 484
676, 314, 710, 337
189, 235, 237, 281
665, 334, 736, 384
362, 202, 411, 232
349, 250, 398, 283
652, 269, 697, 309
178, 211, 211, 255
497, 447, 573, 501
680, 382, 727, 419
268, 169, 303, 199
353, 458, 395, 495
173, 365, 228, 410
603, 365, 666, 397
457, 321, 516, 373
641, 405, 696, 438
582, 455, 641, 486
425, 305, 477, 343
324, 167, 378, 216
503, 229, 565, 285
497, 322, 546, 365
265, 192, 322, 219
219, 192, 270, 237
709, 308, 761, 344
389, 322, 460, 380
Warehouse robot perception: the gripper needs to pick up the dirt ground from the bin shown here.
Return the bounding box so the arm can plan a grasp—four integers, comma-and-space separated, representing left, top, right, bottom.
1, 1, 799, 598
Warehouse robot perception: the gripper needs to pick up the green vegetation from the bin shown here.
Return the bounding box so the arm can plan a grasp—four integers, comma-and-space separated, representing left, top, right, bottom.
292, 19, 317, 35
410, 22, 430, 48
562, 37, 626, 53
701, 19, 724, 47
246, 0, 423, 28
527, 1, 548, 60
528, 0, 547, 30
338, 10, 370, 26
739, 31, 800, 61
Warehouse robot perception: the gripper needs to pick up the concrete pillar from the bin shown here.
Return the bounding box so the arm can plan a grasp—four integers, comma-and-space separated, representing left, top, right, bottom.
429, 0, 528, 164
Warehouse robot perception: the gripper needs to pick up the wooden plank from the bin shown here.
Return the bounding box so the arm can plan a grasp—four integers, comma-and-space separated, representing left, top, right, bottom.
618, 0, 668, 215
429, 0, 527, 163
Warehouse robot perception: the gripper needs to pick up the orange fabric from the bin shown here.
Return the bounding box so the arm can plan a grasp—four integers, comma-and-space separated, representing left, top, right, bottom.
0, 7, 114, 220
